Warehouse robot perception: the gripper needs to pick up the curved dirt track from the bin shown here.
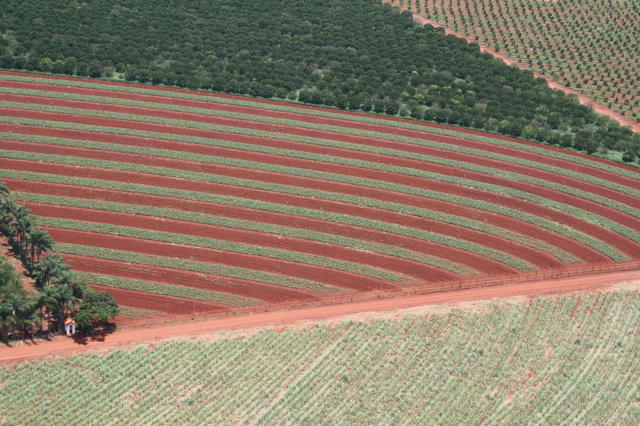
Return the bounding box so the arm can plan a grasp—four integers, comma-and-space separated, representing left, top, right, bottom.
382, 0, 640, 133
2, 269, 639, 365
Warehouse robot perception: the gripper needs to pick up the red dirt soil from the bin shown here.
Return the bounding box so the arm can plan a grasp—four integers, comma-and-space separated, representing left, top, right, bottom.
63, 254, 321, 303
89, 285, 229, 315
5, 128, 639, 247
382, 0, 640, 133
3, 147, 638, 261
0, 127, 626, 263
2, 87, 639, 193
5, 178, 510, 275
2, 141, 570, 268
1, 269, 638, 365
3, 70, 639, 174
4, 107, 640, 240
25, 202, 460, 282
43, 227, 398, 292
7, 93, 640, 207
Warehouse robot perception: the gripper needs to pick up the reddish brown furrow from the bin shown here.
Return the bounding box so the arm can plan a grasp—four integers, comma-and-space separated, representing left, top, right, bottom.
5, 94, 640, 204
5, 178, 514, 274
65, 254, 318, 303
26, 203, 459, 281
3, 81, 639, 191
45, 227, 401, 292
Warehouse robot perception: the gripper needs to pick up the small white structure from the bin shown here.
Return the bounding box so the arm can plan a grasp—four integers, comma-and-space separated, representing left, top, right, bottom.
64, 317, 76, 336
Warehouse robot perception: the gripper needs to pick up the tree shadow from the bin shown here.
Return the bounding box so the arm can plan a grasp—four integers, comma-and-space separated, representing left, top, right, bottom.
71, 323, 117, 345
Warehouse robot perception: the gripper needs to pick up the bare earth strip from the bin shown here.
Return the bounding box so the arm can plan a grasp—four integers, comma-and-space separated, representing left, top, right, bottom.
382, 0, 640, 133
1, 269, 639, 365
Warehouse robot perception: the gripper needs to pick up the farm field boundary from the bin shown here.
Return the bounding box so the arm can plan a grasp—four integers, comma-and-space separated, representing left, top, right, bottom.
381, 0, 640, 133
1, 266, 639, 366
108, 259, 640, 327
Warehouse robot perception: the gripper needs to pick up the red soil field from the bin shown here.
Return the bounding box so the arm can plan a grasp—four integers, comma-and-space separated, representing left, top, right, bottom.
89, 285, 228, 315
5, 95, 640, 207
1, 72, 639, 324
7, 93, 640, 208
64, 255, 320, 303
4, 86, 640, 191
3, 148, 637, 260
5, 178, 511, 274
44, 227, 398, 292
4, 106, 640, 235
25, 203, 458, 281
0, 142, 580, 267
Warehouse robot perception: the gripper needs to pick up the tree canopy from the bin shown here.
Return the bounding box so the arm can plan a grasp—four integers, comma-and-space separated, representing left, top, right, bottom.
0, 0, 636, 157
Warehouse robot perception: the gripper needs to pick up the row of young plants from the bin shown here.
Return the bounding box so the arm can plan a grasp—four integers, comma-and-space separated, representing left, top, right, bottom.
6, 145, 574, 265
71, 271, 258, 307
1, 289, 637, 423
0, 144, 629, 263
38, 216, 406, 284
54, 243, 340, 296
0, 130, 625, 262
6, 85, 639, 200
2, 71, 637, 165
0, 157, 534, 271
5, 101, 639, 227
2, 72, 637, 179
13, 190, 470, 275
0, 179, 117, 339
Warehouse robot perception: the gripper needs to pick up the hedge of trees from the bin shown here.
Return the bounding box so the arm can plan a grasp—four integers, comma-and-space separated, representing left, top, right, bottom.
0, 0, 637, 158
0, 180, 118, 340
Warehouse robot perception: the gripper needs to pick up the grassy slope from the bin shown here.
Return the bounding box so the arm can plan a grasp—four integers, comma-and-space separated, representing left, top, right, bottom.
1, 287, 638, 424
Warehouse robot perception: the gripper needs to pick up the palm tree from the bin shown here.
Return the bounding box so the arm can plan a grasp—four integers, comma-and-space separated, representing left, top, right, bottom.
0, 198, 16, 236
12, 205, 34, 248
26, 229, 54, 263
31, 254, 71, 289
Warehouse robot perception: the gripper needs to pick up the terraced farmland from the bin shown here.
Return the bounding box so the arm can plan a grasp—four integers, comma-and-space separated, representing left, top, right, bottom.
1, 287, 639, 423
1, 71, 640, 319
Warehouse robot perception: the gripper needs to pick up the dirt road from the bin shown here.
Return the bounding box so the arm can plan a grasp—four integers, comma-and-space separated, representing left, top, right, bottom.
2, 269, 639, 365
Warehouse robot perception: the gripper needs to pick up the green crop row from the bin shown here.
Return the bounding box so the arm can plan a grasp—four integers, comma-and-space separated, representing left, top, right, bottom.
0, 153, 536, 270
5, 85, 638, 198
12, 191, 472, 276
39, 216, 406, 283
54, 243, 341, 295
1, 168, 533, 271
0, 146, 628, 262
4, 101, 639, 225
6, 111, 631, 246
2, 73, 637, 180
1, 131, 620, 262
116, 305, 167, 318
0, 139, 575, 263
73, 271, 260, 307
